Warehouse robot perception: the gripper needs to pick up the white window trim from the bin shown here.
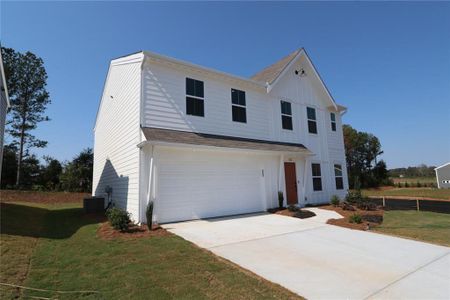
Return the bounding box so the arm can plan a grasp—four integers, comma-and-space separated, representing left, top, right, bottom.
307, 106, 318, 135
330, 112, 337, 132
231, 89, 247, 123
186, 78, 205, 117
311, 162, 323, 192
281, 100, 293, 130
334, 163, 344, 190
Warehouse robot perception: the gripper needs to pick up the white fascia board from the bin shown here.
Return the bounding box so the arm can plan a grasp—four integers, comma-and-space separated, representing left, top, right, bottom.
435, 162, 450, 170
143, 50, 266, 92
0, 50, 10, 108
137, 140, 314, 156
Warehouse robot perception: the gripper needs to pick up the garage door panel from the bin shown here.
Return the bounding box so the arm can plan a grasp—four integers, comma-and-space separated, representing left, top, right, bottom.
156, 150, 266, 223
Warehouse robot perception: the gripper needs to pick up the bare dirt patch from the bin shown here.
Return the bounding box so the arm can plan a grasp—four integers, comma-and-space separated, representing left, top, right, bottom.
97, 222, 172, 240
321, 205, 384, 231
268, 207, 316, 219
0, 190, 88, 204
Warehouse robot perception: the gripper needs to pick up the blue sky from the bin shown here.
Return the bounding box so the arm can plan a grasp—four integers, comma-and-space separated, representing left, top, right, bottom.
1, 1, 449, 168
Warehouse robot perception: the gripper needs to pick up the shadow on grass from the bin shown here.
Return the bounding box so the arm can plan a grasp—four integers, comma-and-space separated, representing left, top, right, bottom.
0, 203, 105, 239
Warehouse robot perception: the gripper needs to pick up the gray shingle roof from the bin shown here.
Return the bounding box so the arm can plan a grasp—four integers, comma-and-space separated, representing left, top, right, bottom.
250, 49, 301, 84
142, 127, 308, 153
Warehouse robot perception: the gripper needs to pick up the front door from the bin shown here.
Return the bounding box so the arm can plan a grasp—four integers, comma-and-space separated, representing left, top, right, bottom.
284, 162, 298, 205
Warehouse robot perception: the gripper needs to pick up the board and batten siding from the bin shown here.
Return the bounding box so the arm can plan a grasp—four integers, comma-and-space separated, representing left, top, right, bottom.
93, 54, 143, 220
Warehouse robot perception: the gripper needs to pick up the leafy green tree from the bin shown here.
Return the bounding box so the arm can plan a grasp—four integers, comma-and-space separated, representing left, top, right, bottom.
60, 148, 93, 192
1, 47, 51, 187
343, 124, 388, 188
38, 156, 63, 190
1, 144, 18, 188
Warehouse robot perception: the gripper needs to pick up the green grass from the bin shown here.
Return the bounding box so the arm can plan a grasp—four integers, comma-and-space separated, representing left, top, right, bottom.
374, 210, 450, 246
1, 202, 300, 299
362, 188, 450, 200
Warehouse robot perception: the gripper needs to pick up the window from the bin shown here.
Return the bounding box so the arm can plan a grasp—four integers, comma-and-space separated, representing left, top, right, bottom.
231, 89, 246, 123
307, 107, 317, 134
281, 101, 293, 130
334, 164, 344, 190
312, 163, 322, 191
330, 112, 337, 132
186, 78, 204, 117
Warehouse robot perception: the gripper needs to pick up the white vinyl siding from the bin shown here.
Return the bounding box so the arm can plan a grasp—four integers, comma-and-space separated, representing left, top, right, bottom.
93, 55, 142, 221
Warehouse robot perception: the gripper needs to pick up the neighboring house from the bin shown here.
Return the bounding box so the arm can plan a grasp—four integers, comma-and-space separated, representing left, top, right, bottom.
93, 48, 349, 224
435, 163, 450, 189
0, 50, 10, 184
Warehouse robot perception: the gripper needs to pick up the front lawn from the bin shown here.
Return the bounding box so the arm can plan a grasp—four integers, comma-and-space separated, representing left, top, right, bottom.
362, 187, 450, 200
1, 201, 300, 299
373, 210, 450, 246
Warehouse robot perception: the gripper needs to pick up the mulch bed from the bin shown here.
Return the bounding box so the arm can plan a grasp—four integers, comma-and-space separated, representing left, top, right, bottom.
97, 222, 172, 240
268, 207, 316, 219
321, 205, 384, 231
0, 190, 88, 204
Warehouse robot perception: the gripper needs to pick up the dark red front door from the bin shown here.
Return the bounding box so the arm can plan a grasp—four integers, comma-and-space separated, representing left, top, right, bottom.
284, 162, 298, 205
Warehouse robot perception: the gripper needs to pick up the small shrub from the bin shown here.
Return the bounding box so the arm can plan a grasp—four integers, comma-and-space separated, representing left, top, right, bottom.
278, 191, 284, 208
146, 201, 154, 231
330, 195, 340, 207
349, 214, 362, 224
106, 207, 131, 231
287, 205, 299, 212
416, 182, 421, 188
397, 182, 402, 188
345, 190, 362, 204
404, 182, 409, 188
293, 210, 316, 219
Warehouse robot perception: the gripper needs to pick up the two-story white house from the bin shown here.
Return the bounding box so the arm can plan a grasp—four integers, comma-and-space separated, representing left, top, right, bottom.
93, 48, 349, 224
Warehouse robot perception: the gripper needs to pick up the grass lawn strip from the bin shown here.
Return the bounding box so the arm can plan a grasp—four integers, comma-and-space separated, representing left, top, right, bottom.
362, 187, 450, 200
1, 201, 301, 300
374, 210, 450, 247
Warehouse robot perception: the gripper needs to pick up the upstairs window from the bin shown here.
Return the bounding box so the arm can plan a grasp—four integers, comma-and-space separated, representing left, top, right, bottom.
231, 88, 246, 123
281, 101, 293, 130
312, 163, 322, 191
186, 78, 204, 117
307, 107, 317, 134
330, 112, 337, 132
334, 164, 344, 190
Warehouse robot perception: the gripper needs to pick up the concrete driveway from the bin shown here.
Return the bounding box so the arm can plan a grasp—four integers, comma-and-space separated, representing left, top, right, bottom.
162, 210, 450, 300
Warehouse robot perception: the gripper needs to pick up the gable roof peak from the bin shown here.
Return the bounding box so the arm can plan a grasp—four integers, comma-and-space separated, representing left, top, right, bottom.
250, 48, 303, 85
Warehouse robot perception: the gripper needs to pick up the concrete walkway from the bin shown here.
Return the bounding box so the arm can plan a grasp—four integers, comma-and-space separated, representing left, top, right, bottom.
162, 209, 450, 300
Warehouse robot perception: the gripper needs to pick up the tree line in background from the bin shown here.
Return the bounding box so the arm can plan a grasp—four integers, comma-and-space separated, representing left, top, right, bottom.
1, 146, 93, 192
389, 164, 436, 178
1, 46, 93, 193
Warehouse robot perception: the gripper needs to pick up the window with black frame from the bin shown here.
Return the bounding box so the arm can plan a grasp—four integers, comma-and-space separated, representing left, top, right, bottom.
334, 164, 344, 190
231, 88, 246, 123
281, 101, 293, 130
307, 107, 317, 134
330, 112, 337, 132
312, 163, 322, 191
186, 78, 204, 117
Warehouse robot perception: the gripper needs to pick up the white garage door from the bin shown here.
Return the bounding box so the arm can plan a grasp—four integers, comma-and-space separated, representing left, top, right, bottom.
156, 148, 266, 223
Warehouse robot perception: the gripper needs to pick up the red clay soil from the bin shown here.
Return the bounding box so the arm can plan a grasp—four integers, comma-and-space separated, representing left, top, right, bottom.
97, 222, 172, 240
321, 205, 384, 231
268, 207, 316, 219
0, 190, 88, 204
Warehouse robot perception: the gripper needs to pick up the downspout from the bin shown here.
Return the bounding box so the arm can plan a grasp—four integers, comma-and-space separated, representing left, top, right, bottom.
303, 156, 309, 203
